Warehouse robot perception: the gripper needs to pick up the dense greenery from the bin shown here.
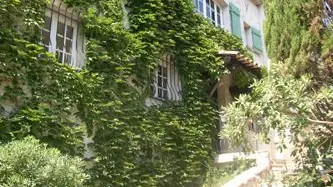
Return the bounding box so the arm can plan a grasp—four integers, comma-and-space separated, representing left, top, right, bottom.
0, 0, 250, 186
0, 0, 85, 155
0, 136, 87, 186
222, 0, 333, 186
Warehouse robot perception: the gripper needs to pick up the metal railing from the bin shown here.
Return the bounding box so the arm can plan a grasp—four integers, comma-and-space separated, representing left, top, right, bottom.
151, 55, 182, 101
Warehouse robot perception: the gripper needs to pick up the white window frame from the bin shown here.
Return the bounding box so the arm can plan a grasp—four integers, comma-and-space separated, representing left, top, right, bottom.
216, 4, 223, 27
42, 7, 81, 67
206, 0, 211, 19
152, 55, 182, 101
154, 64, 168, 100
198, 0, 223, 28
194, 0, 205, 15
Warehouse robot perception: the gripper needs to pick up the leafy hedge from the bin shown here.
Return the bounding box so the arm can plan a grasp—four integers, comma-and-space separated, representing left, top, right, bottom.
0, 136, 88, 186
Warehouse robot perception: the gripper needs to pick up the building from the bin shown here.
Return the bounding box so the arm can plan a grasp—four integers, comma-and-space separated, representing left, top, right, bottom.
193, 0, 269, 67
38, 0, 272, 156
3, 0, 271, 159
191, 0, 271, 154
40, 0, 268, 106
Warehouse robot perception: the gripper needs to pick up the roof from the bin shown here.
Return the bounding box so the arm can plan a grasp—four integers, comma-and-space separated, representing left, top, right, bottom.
217, 50, 260, 70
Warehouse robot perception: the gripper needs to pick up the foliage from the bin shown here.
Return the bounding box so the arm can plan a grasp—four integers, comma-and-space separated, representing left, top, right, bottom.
0, 136, 88, 187
0, 0, 86, 155
0, 0, 250, 187
71, 0, 250, 186
222, 64, 333, 186
233, 67, 257, 89
222, 0, 333, 186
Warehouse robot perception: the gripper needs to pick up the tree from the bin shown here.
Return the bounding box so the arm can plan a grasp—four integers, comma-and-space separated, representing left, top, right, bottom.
0, 136, 88, 187
222, 0, 333, 186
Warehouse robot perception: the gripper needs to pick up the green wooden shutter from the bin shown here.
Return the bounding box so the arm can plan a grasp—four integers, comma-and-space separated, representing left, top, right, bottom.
251, 27, 263, 51
229, 3, 241, 38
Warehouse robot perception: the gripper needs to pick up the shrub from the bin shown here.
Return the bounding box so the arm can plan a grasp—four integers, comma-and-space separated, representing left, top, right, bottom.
0, 136, 88, 187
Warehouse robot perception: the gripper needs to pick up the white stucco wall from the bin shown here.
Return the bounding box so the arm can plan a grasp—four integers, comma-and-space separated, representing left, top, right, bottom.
197, 0, 269, 67
226, 0, 268, 67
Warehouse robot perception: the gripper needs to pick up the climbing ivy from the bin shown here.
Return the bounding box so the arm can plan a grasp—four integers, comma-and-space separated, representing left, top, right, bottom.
0, 0, 250, 186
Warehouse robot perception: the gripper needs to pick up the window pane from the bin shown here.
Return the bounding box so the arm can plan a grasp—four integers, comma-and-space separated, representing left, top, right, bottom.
158, 65, 162, 75
44, 16, 51, 30
42, 30, 50, 46
57, 22, 65, 36
211, 10, 215, 22
163, 78, 167, 88
217, 7, 221, 26
56, 36, 64, 50
65, 39, 72, 52
158, 88, 162, 98
64, 54, 72, 65
158, 77, 162, 87
206, 0, 210, 18
66, 26, 74, 39
56, 51, 63, 62
162, 67, 167, 77
199, 0, 204, 14
210, 0, 215, 23
163, 90, 168, 99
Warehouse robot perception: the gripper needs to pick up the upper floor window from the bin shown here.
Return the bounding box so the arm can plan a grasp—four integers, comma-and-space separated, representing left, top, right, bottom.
152, 55, 182, 101
193, 0, 204, 15
216, 6, 222, 27
193, 0, 223, 28
41, 1, 84, 68
243, 22, 263, 53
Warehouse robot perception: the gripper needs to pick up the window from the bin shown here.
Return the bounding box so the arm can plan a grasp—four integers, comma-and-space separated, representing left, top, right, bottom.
42, 16, 51, 52
229, 3, 242, 38
41, 5, 83, 67
198, 0, 204, 15
156, 65, 168, 100
216, 6, 222, 27
193, 0, 204, 15
193, 0, 224, 28
251, 27, 263, 52
152, 55, 182, 101
204, 0, 225, 27
206, 0, 211, 19
210, 0, 216, 25
205, 0, 215, 24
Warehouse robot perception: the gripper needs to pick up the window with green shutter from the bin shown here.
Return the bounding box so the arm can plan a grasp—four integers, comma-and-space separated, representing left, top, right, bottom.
251, 27, 263, 52
229, 3, 241, 38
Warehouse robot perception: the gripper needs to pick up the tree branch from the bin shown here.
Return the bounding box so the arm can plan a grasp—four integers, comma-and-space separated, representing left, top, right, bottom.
308, 118, 333, 125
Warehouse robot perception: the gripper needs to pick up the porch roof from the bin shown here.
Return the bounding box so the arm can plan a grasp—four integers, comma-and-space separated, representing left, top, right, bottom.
217, 50, 260, 70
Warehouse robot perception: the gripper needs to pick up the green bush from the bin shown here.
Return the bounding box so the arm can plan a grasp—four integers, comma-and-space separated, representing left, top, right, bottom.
0, 136, 88, 187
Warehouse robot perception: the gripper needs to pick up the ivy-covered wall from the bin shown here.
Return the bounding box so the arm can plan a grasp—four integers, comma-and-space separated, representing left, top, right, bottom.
0, 0, 250, 186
